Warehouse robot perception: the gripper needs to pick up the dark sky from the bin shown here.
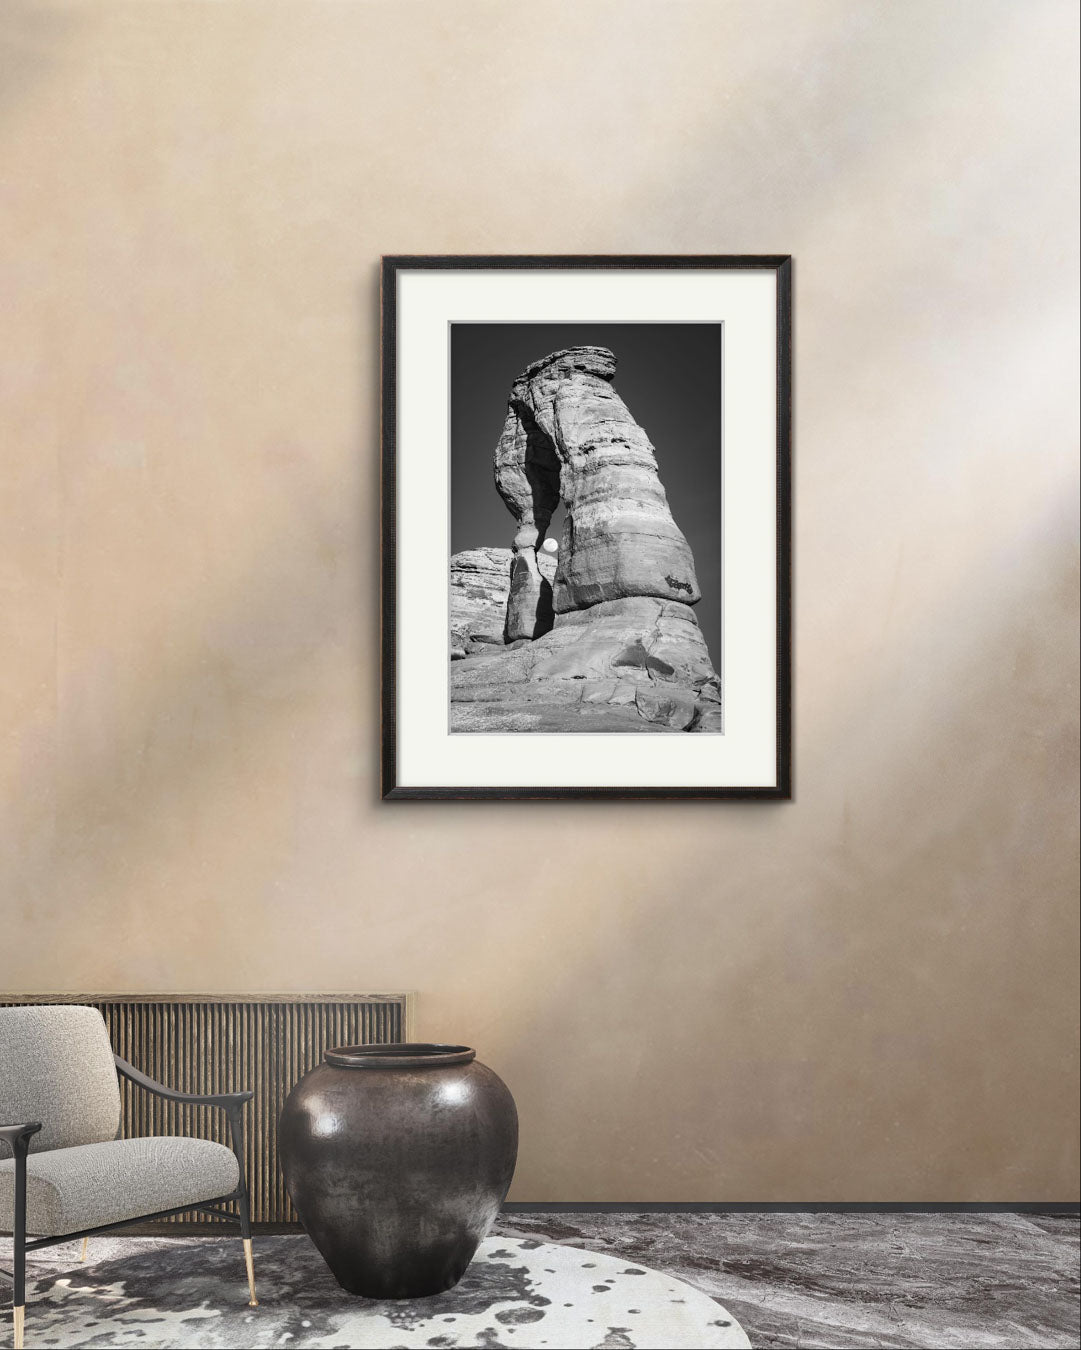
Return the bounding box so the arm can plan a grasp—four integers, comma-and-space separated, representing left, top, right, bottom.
450, 323, 723, 665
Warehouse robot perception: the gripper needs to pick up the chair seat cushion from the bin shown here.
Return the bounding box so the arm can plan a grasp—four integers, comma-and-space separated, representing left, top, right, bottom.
0, 1136, 240, 1236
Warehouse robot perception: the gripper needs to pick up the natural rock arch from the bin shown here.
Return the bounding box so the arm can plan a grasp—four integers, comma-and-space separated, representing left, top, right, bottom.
493, 345, 700, 640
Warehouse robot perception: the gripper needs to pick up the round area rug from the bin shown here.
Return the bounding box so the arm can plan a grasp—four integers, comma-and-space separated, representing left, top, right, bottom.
17, 1233, 750, 1349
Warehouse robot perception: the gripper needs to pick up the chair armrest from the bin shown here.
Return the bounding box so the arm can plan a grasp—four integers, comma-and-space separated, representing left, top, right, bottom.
114, 1054, 253, 1109
115, 1056, 253, 1192
0, 1122, 42, 1149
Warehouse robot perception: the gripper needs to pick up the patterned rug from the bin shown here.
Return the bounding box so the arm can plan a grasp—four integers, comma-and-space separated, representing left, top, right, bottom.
5, 1233, 750, 1348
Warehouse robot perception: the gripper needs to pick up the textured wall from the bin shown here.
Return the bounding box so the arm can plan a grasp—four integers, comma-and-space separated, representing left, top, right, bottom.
1, 1, 1077, 1200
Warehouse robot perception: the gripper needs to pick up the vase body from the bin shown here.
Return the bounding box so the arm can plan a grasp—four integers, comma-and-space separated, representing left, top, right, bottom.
278, 1043, 518, 1298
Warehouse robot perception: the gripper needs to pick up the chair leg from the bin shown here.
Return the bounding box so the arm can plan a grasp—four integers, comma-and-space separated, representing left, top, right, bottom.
13, 1137, 27, 1350
225, 1101, 258, 1309
81, 1236, 89, 1262
13, 1227, 25, 1349
236, 1182, 258, 1308
242, 1237, 258, 1308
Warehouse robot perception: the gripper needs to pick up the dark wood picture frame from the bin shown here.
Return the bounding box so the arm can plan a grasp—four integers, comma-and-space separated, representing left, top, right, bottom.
381, 255, 792, 801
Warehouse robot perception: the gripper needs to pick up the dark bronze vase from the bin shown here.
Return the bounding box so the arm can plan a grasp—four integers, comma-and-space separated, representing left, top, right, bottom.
278, 1043, 518, 1299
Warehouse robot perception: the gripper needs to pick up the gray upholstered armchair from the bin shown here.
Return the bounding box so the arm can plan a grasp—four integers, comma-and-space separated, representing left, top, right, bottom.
1, 1005, 257, 1349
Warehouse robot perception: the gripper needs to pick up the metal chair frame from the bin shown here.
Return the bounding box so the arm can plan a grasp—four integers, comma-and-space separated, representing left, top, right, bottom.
2, 1053, 257, 1349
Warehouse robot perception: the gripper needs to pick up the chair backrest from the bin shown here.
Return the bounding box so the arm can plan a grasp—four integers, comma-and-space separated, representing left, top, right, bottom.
0, 1005, 122, 1156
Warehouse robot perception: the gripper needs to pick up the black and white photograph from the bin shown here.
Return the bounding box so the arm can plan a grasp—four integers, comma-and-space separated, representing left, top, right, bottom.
449, 323, 724, 734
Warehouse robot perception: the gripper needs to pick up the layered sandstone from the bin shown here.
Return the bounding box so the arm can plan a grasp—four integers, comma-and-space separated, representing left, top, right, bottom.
450, 547, 556, 660
494, 346, 700, 617
452, 595, 723, 733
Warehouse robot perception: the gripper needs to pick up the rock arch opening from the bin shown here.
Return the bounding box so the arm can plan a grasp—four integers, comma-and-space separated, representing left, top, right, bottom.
511, 398, 562, 547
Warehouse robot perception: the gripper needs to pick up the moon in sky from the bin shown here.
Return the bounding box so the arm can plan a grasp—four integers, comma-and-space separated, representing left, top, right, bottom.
541, 538, 559, 554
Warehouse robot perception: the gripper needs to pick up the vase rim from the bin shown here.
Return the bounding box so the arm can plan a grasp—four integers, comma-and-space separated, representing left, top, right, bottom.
325, 1042, 477, 1069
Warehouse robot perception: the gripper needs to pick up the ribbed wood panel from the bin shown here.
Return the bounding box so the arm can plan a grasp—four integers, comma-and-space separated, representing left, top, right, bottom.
1, 994, 410, 1227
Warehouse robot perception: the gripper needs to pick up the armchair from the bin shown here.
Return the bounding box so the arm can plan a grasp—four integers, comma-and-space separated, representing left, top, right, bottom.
1, 1005, 257, 1350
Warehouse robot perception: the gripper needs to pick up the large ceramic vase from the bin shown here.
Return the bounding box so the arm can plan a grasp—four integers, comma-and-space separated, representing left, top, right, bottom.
279, 1043, 518, 1299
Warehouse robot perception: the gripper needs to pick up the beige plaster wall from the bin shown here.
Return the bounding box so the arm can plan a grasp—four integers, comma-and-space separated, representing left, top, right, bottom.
1, 1, 1078, 1201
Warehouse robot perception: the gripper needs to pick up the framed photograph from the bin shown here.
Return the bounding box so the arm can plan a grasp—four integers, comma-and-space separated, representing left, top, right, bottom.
381, 255, 791, 800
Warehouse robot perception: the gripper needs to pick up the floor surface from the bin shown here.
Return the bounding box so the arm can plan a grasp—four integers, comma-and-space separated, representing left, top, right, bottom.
496, 1211, 1080, 1348
3, 1210, 1077, 1348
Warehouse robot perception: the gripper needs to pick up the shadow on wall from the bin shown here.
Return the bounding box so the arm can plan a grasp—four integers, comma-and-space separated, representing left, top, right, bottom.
0, 5, 93, 119
482, 7, 1080, 1175
0, 0, 1076, 1202
3, 402, 369, 952
495, 509, 1079, 1198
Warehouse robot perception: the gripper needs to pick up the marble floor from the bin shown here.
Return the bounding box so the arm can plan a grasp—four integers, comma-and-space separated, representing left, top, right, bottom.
4, 1210, 1077, 1348
495, 1210, 1080, 1349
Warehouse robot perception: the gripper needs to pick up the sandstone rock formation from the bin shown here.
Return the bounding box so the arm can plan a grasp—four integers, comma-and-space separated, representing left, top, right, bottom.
450, 547, 556, 660
451, 346, 721, 733
494, 345, 700, 618
452, 594, 723, 733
